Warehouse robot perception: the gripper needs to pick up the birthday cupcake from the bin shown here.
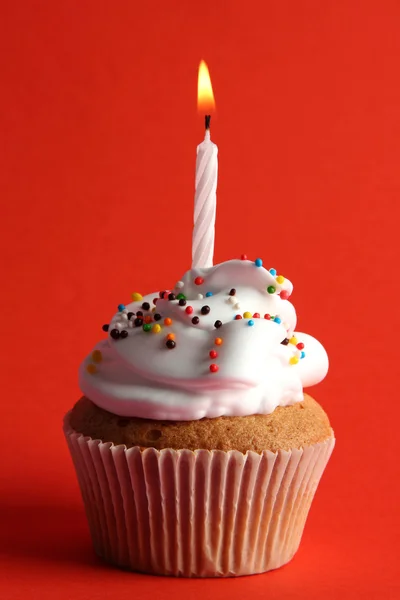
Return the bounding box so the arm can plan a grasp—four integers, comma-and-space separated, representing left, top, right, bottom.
64, 257, 334, 577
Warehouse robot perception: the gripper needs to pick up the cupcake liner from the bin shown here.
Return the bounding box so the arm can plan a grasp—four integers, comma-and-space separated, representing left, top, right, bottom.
64, 412, 334, 577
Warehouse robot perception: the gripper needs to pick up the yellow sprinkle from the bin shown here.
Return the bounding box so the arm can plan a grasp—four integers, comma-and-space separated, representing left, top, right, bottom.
91, 350, 102, 363
289, 356, 299, 365
152, 307, 156, 313
276, 275, 285, 284
243, 311, 252, 319
131, 292, 143, 302
86, 363, 97, 374
289, 336, 298, 345
152, 324, 161, 333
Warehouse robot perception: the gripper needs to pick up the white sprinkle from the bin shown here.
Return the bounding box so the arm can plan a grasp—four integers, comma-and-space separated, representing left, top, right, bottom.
175, 281, 184, 289
121, 313, 128, 321
234, 303, 241, 309
228, 296, 236, 304
128, 320, 133, 328
197, 293, 204, 300
115, 322, 123, 330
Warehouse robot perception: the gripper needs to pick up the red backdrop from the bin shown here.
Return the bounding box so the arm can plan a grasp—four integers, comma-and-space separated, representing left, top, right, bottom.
1, 1, 399, 598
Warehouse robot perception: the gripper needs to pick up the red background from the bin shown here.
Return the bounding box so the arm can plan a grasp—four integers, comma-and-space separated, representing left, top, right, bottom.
1, 1, 399, 598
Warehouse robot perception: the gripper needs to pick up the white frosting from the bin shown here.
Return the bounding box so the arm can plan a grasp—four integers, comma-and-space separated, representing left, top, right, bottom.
79, 259, 328, 420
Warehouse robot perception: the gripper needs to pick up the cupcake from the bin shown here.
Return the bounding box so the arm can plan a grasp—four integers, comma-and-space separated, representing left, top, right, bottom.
64, 258, 334, 577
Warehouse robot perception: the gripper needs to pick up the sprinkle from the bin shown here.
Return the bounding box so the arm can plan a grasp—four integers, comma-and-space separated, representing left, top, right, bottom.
176, 293, 186, 300
159, 290, 166, 298
255, 258, 263, 267
267, 286, 276, 294
209, 350, 218, 358
110, 329, 120, 340
152, 307, 156, 313
120, 313, 128, 321
297, 342, 305, 350
127, 312, 135, 320
264, 314, 271, 320
281, 338, 289, 345
120, 330, 128, 339
153, 298, 158, 305
142, 302, 150, 311
134, 318, 143, 327
194, 276, 204, 285
248, 319, 255, 326
143, 315, 152, 324
274, 317, 282, 324
289, 336, 298, 345
118, 304, 125, 312
164, 317, 172, 326
300, 351, 306, 359
128, 321, 133, 328
92, 350, 102, 363
276, 275, 285, 284
197, 293, 204, 300
253, 313, 260, 318
214, 320, 222, 328
241, 254, 248, 260
234, 303, 241, 309
192, 316, 200, 324
166, 333, 175, 340
162, 292, 169, 300
243, 311, 252, 319
289, 356, 299, 365
206, 291, 213, 297
154, 313, 162, 321
280, 290, 290, 300
86, 363, 97, 374
201, 305, 211, 315
176, 281, 184, 289
185, 306, 194, 315
102, 324, 109, 332
143, 323, 152, 332
168, 293, 176, 301
215, 337, 223, 346
131, 293, 143, 302
229, 288, 236, 296
210, 364, 219, 373
269, 268, 277, 276
166, 339, 176, 349
114, 322, 123, 330
235, 315, 242, 320
136, 311, 143, 317
178, 298, 187, 306
228, 296, 236, 304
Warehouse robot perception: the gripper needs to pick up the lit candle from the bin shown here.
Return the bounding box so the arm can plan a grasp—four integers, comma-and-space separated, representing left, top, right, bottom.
192, 61, 218, 269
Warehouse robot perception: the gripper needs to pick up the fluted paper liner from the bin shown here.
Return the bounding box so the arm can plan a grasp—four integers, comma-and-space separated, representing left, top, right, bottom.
63, 412, 334, 577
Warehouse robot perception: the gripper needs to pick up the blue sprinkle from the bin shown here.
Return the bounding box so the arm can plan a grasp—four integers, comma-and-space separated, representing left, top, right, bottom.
301, 351, 306, 359
274, 317, 282, 324
205, 291, 213, 297
255, 258, 263, 267
118, 304, 125, 312
269, 268, 277, 276
248, 319, 255, 326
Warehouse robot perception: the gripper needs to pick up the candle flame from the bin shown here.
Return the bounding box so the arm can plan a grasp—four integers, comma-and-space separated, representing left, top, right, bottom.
198, 60, 215, 113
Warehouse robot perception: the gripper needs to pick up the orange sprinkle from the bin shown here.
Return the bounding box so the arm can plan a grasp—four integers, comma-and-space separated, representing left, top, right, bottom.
164, 317, 173, 326
144, 315, 153, 324
166, 333, 175, 340
215, 337, 223, 346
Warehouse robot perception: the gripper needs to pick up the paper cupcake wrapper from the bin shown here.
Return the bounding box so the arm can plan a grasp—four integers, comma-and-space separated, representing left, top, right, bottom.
63, 412, 334, 577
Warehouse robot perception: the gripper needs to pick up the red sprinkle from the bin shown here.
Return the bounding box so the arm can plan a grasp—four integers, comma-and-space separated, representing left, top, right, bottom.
209, 350, 218, 359
235, 315, 242, 320
185, 306, 194, 314
280, 290, 290, 300
297, 342, 305, 350
264, 314, 271, 320
194, 276, 204, 285
210, 364, 219, 373
253, 313, 260, 318
162, 292, 169, 300
153, 298, 158, 305
241, 254, 248, 260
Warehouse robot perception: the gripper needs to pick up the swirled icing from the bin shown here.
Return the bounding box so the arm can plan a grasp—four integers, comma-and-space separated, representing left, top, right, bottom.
79, 259, 328, 420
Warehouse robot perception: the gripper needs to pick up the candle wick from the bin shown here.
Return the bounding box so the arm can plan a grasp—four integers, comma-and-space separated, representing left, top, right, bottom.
205, 115, 211, 130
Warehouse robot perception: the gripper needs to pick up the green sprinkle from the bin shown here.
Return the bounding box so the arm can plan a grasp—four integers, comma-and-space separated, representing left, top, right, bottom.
267, 286, 276, 294
143, 323, 152, 332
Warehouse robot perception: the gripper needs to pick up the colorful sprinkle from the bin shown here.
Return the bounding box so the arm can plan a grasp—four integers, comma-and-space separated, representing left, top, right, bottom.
143, 323, 152, 332
206, 291, 213, 297
269, 268, 277, 276
280, 290, 290, 300
248, 319, 255, 326
159, 290, 166, 298
197, 293, 204, 300
144, 315, 153, 324
276, 275, 285, 284
215, 337, 223, 346
210, 364, 219, 373
253, 313, 260, 318
267, 286, 276, 294
110, 329, 120, 339
201, 305, 211, 315
176, 293, 186, 300
228, 296, 236, 304
91, 350, 102, 363
297, 342, 305, 350
289, 356, 299, 365
131, 293, 143, 302
178, 298, 187, 306
164, 317, 173, 326
274, 317, 282, 324
229, 288, 236, 296
194, 276, 204, 285
153, 298, 158, 305
264, 314, 271, 320
214, 320, 222, 328
209, 350, 218, 358
166, 333, 175, 340
136, 311, 143, 317
185, 306, 193, 315
192, 316, 200, 324
154, 313, 162, 321
300, 351, 306, 359
152, 324, 162, 333
243, 311, 252, 319
134, 318, 143, 327
102, 324, 109, 332
241, 254, 248, 260
142, 302, 150, 310
255, 258, 263, 267
168, 293, 176, 301
86, 363, 97, 374
289, 336, 298, 345
118, 304, 125, 312
120, 330, 128, 339
235, 315, 242, 320
281, 338, 289, 345
166, 339, 176, 349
